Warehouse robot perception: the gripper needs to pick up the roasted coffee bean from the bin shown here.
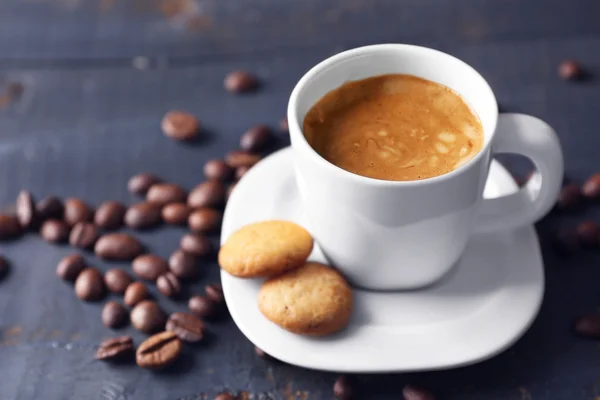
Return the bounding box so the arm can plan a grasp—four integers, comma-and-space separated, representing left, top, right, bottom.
64, 198, 93, 227
124, 281, 149, 307
582, 173, 600, 200
225, 150, 261, 168
69, 222, 99, 249
146, 183, 187, 206
125, 202, 162, 229
180, 233, 212, 257
161, 203, 191, 225
96, 336, 134, 361
74, 268, 105, 301
132, 254, 168, 281
240, 125, 272, 153
104, 268, 133, 294
40, 219, 69, 243
94, 201, 126, 230
102, 301, 129, 328
16, 190, 37, 229
188, 181, 226, 208
235, 166, 251, 180
0, 214, 22, 240
224, 70, 258, 93
95, 233, 143, 261
161, 110, 200, 141
255, 346, 270, 359
188, 295, 217, 318
279, 117, 288, 132
136, 331, 182, 369
169, 249, 199, 280
204, 159, 233, 181
56, 253, 85, 281
215, 393, 235, 400
576, 221, 600, 248
553, 229, 581, 256
226, 183, 237, 200
403, 385, 435, 400
573, 313, 600, 339
188, 208, 222, 233
333, 376, 354, 400
131, 300, 166, 333
157, 272, 181, 297
0, 256, 10, 280
128, 173, 161, 195
166, 312, 205, 343
557, 184, 582, 211
205, 283, 224, 304
36, 196, 63, 220
559, 60, 582, 81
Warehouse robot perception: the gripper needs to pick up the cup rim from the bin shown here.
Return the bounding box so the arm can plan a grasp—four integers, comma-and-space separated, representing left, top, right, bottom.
287, 43, 499, 187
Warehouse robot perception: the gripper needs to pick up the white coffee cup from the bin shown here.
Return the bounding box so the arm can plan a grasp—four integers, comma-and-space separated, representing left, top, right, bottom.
287, 44, 563, 290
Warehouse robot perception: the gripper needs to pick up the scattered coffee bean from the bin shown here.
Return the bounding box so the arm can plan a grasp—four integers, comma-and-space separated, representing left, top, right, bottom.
553, 228, 581, 256
226, 183, 236, 200
0, 256, 10, 280
333, 376, 354, 400
56, 253, 86, 281
205, 283, 224, 304
204, 159, 233, 181
559, 60, 582, 81
403, 385, 435, 400
576, 221, 599, 248
69, 222, 99, 249
146, 183, 187, 206
131, 300, 166, 333
215, 393, 235, 400
188, 295, 217, 319
0, 214, 21, 240
128, 173, 161, 195
40, 219, 70, 243
136, 330, 182, 369
36, 196, 63, 221
94, 201, 126, 230
125, 202, 162, 229
235, 166, 251, 180
169, 249, 199, 280
240, 125, 272, 153
104, 268, 133, 294
180, 233, 212, 257
95, 233, 143, 261
124, 281, 149, 307
102, 301, 129, 328
225, 150, 261, 168
166, 312, 205, 343
255, 346, 270, 359
64, 198, 93, 227
188, 208, 222, 233
132, 254, 168, 281
74, 268, 105, 301
161, 110, 200, 141
16, 190, 37, 229
188, 181, 226, 208
224, 70, 258, 93
279, 117, 288, 132
96, 336, 134, 361
161, 203, 191, 225
582, 173, 600, 200
557, 184, 582, 211
157, 272, 181, 297
573, 313, 600, 339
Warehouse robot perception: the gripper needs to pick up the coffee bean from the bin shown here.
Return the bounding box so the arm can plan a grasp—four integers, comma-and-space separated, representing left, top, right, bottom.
136, 331, 182, 369
102, 301, 129, 328
104, 268, 133, 294
188, 181, 226, 208
169, 249, 199, 280
582, 173, 600, 200
128, 173, 161, 195
36, 196, 63, 220
94, 201, 126, 230
235, 166, 251, 180
0, 214, 22, 240
255, 346, 270, 359
557, 184, 582, 211
16, 190, 37, 229
146, 183, 187, 206
403, 385, 435, 400
188, 295, 217, 319
559, 60, 582, 81
166, 312, 205, 343
69, 222, 99, 249
224, 70, 258, 93
180, 233, 212, 257
240, 125, 272, 153
573, 313, 600, 339
157, 272, 181, 297
0, 256, 10, 280
161, 203, 191, 225
96, 336, 134, 361
64, 198, 93, 227
205, 283, 223, 304
188, 208, 222, 233
74, 268, 105, 301
333, 376, 354, 400
204, 159, 233, 181
161, 110, 200, 141
576, 221, 600, 248
553, 228, 581, 256
125, 202, 162, 229
124, 281, 149, 307
279, 117, 288, 132
215, 394, 235, 400
225, 150, 261, 168
95, 233, 143, 261
131, 300, 165, 333
40, 219, 69, 243
56, 253, 85, 281
226, 183, 236, 200
132, 254, 168, 281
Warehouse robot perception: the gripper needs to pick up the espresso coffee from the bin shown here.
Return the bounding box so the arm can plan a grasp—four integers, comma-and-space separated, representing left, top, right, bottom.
303, 74, 484, 181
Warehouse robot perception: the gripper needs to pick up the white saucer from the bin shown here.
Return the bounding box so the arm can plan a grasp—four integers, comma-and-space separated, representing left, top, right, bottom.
221, 148, 544, 373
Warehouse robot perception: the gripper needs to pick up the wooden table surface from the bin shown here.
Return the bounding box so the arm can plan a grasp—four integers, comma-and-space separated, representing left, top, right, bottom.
0, 0, 599, 399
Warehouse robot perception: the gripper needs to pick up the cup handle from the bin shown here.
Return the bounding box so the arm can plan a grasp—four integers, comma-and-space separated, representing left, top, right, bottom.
474, 113, 564, 233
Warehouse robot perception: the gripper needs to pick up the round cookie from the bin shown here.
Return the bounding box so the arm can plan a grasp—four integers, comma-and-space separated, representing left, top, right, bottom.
258, 262, 353, 336
219, 220, 313, 278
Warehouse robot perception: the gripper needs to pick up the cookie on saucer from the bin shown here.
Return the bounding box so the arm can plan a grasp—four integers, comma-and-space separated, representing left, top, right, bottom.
219, 220, 313, 278
258, 262, 353, 336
